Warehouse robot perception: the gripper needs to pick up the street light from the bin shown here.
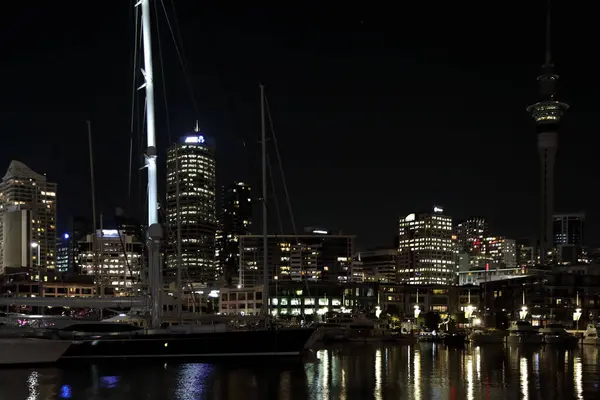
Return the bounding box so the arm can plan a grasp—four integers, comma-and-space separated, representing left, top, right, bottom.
375, 305, 382, 319
519, 306, 528, 321
573, 308, 582, 331
464, 305, 475, 320
30, 242, 42, 296
414, 304, 421, 319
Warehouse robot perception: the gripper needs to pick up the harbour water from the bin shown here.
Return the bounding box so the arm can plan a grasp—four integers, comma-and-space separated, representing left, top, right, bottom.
1, 343, 599, 399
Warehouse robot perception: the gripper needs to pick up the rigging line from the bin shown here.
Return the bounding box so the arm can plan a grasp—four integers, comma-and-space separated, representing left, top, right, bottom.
154, 0, 172, 146
266, 152, 284, 235
116, 229, 135, 289
264, 95, 297, 237
129, 3, 141, 207
264, 93, 312, 298
160, 0, 199, 117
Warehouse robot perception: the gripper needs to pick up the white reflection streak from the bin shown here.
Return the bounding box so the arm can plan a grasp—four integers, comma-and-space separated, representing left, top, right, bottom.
533, 352, 540, 391
475, 347, 481, 381
414, 350, 421, 400
520, 357, 529, 400
574, 356, 583, 400
466, 355, 474, 400
407, 346, 411, 381
374, 349, 382, 400
340, 365, 347, 400
26, 371, 39, 400
321, 350, 330, 398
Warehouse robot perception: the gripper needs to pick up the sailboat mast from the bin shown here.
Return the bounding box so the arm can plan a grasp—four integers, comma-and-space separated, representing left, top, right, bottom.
176, 145, 182, 319
141, 0, 158, 226
86, 120, 99, 296
260, 85, 269, 320
140, 0, 162, 329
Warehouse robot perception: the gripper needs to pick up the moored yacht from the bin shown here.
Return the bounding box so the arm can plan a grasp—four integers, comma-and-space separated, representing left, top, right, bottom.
0, 338, 72, 366
0, 321, 317, 366
539, 323, 578, 346
507, 321, 543, 345
582, 323, 600, 346
468, 329, 506, 345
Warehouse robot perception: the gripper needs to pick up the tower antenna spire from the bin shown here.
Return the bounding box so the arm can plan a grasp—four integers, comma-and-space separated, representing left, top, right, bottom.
544, 0, 552, 67
194, 120, 199, 132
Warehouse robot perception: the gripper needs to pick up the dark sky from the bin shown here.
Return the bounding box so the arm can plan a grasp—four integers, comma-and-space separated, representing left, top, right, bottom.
0, 1, 596, 249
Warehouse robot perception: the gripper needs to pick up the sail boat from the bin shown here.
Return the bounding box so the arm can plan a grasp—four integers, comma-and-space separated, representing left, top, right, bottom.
0, 1, 315, 365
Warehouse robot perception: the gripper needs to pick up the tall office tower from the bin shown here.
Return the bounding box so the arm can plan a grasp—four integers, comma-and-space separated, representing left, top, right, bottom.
166, 132, 217, 285
526, 3, 568, 265
455, 217, 488, 254
0, 161, 57, 274
397, 206, 455, 285
215, 181, 252, 284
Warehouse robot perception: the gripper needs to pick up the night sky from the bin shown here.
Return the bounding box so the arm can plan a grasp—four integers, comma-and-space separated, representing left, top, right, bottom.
1, 1, 596, 249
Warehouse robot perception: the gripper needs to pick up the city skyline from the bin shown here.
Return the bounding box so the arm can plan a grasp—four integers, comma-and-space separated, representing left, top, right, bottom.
0, 1, 597, 249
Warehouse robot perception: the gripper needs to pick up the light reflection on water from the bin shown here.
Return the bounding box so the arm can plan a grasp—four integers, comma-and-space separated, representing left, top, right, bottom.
0, 344, 599, 400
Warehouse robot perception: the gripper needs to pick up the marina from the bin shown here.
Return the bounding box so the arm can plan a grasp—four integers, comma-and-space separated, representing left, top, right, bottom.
1, 343, 599, 399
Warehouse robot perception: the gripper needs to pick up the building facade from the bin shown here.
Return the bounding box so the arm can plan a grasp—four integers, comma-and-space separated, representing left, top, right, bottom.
215, 181, 252, 284
78, 229, 143, 295
397, 207, 455, 285
358, 248, 398, 283
238, 233, 355, 287
455, 217, 488, 254
553, 213, 585, 264
0, 161, 57, 274
165, 133, 217, 284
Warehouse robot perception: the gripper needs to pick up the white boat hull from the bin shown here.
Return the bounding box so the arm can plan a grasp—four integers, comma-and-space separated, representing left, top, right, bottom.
582, 337, 600, 346
0, 338, 71, 366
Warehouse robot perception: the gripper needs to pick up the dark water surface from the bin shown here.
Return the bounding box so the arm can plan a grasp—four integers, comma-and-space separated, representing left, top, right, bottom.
1, 344, 600, 399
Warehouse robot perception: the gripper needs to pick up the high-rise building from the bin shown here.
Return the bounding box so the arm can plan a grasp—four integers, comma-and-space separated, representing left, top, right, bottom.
553, 213, 584, 246
526, 5, 568, 265
216, 181, 252, 284
455, 217, 488, 254
78, 229, 143, 295
165, 132, 217, 284
238, 233, 355, 287
0, 161, 57, 274
56, 233, 75, 274
553, 213, 585, 265
397, 206, 455, 285
483, 236, 517, 268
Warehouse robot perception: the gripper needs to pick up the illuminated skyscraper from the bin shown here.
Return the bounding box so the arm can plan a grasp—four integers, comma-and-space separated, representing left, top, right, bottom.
166, 132, 217, 284
215, 181, 252, 284
526, 2, 568, 265
0, 161, 57, 274
397, 206, 455, 285
455, 217, 488, 254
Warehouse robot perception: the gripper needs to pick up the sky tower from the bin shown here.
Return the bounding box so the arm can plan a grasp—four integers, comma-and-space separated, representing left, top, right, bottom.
526, 0, 569, 265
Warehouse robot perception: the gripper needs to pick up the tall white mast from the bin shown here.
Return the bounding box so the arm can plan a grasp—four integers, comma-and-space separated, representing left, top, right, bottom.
260, 85, 269, 322
139, 0, 162, 329
140, 0, 158, 226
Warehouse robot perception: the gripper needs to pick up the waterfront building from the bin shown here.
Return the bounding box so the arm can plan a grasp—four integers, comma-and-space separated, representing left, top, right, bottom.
0, 161, 57, 274
397, 206, 455, 285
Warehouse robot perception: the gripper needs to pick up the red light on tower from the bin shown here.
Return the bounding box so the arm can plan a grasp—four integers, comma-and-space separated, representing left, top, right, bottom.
485, 263, 489, 271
